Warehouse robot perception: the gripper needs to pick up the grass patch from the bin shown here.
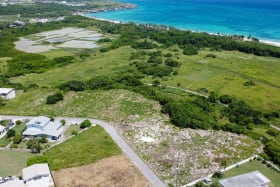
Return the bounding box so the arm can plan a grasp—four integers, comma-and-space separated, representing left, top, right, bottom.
220, 160, 280, 187
0, 89, 160, 122
0, 150, 33, 176
144, 49, 280, 112
64, 124, 80, 137
11, 46, 133, 87
45, 125, 121, 170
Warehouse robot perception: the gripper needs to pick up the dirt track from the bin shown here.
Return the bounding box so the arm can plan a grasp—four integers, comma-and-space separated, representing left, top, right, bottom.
53, 154, 151, 187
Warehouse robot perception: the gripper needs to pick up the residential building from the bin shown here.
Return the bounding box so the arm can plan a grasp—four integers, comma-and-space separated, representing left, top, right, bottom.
0, 88, 16, 100
22, 116, 62, 140
22, 163, 54, 187
219, 170, 271, 187
0, 164, 54, 187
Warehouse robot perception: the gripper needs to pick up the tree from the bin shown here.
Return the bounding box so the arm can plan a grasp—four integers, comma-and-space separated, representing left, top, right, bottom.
80, 120, 91, 129
39, 135, 48, 144
27, 138, 41, 153
13, 134, 22, 144
7, 129, 16, 138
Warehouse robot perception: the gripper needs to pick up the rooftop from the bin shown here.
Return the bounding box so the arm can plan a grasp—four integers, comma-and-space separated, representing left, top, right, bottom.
22, 163, 50, 181
0, 88, 14, 94
220, 170, 271, 187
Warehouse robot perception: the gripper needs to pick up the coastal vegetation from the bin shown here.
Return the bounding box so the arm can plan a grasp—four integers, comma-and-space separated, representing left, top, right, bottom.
0, 6, 279, 183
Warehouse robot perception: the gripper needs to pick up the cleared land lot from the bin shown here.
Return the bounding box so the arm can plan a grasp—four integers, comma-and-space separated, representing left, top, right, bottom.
14, 27, 102, 53
53, 154, 151, 187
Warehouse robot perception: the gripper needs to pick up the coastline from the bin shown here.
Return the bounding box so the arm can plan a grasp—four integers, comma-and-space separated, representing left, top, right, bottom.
81, 10, 280, 48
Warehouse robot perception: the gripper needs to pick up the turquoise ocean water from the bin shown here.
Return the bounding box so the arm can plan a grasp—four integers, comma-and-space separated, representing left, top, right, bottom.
86, 0, 280, 43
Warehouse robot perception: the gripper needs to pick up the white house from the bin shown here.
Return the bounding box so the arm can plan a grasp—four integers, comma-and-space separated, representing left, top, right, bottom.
0, 88, 16, 100
22, 116, 62, 140
220, 170, 271, 187
22, 163, 54, 187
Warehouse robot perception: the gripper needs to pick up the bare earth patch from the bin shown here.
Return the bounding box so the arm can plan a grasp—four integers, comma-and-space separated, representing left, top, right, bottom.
53, 154, 151, 187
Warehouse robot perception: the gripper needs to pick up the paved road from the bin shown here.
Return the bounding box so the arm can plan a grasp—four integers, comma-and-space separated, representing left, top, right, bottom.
0, 115, 166, 187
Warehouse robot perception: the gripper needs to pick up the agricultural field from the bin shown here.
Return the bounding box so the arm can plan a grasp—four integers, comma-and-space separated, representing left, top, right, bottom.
0, 150, 33, 176
220, 160, 280, 187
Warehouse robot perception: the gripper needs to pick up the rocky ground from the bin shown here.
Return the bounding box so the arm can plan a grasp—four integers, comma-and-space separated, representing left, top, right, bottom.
111, 113, 262, 186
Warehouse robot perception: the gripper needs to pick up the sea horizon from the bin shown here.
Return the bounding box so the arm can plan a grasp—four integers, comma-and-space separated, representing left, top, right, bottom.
86, 0, 280, 45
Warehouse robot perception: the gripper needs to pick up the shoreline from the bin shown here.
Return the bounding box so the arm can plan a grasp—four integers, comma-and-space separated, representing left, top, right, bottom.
81, 12, 280, 48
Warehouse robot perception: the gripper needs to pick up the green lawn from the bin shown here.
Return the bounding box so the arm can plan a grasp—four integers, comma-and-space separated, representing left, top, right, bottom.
221, 160, 280, 187
45, 125, 121, 170
64, 124, 80, 137
0, 150, 33, 176
0, 123, 27, 147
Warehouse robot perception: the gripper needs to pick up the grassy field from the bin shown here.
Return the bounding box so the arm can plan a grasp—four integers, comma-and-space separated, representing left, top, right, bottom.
143, 49, 280, 112
10, 46, 280, 112
0, 89, 160, 122
0, 150, 33, 176
220, 160, 280, 187
11, 46, 132, 87
45, 125, 121, 170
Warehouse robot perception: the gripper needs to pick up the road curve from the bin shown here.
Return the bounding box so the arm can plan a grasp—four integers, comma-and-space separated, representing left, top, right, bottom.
0, 115, 166, 187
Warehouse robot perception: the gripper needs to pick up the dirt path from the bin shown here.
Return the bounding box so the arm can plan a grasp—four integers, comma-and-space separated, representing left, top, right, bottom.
53, 154, 151, 187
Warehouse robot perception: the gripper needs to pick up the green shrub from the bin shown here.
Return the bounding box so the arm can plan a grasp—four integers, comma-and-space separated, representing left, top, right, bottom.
71, 130, 78, 135
244, 80, 255, 86
59, 80, 85, 91
26, 156, 49, 166
183, 45, 198, 55
13, 134, 22, 144
7, 129, 16, 138
80, 120, 91, 129
46, 93, 63, 104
